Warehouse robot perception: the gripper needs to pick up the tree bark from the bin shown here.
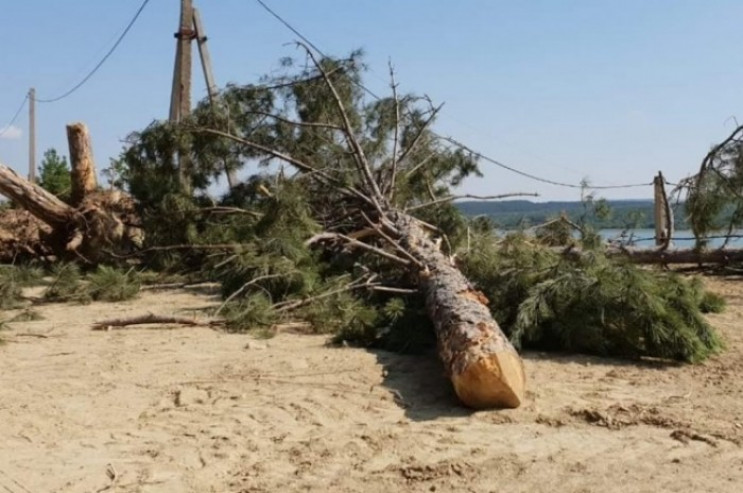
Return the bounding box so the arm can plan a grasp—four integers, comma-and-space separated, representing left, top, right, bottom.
0, 159, 142, 262
607, 247, 743, 265
395, 213, 525, 409
0, 163, 73, 227
67, 122, 98, 206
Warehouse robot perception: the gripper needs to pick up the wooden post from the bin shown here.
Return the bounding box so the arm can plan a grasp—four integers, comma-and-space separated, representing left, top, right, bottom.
192, 6, 238, 189
170, 0, 194, 194
28, 88, 36, 183
66, 123, 98, 207
653, 171, 673, 248
193, 8, 217, 103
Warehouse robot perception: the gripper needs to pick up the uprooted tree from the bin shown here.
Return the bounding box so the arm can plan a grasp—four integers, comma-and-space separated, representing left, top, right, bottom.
0, 122, 142, 262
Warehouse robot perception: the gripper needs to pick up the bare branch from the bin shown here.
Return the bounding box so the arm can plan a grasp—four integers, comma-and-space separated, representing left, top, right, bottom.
195, 127, 319, 174
395, 103, 444, 168
699, 124, 743, 175
246, 110, 345, 131
297, 42, 387, 207
368, 285, 417, 294
403, 152, 437, 179
359, 211, 424, 268
200, 206, 263, 218
194, 127, 376, 207
92, 313, 220, 330
215, 273, 290, 316
387, 60, 401, 200
273, 278, 368, 313
306, 231, 411, 266
406, 192, 539, 212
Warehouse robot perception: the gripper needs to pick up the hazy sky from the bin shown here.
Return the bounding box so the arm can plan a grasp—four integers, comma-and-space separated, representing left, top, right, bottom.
2, 0, 743, 201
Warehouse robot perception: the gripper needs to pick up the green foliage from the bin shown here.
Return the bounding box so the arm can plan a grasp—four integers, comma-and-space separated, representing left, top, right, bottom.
457, 199, 669, 230
699, 291, 726, 313
222, 293, 279, 332
87, 266, 140, 302
10, 264, 45, 286
43, 264, 90, 304
0, 269, 24, 309
38, 148, 72, 202
107, 49, 726, 365
43, 264, 140, 303
683, 136, 743, 247
460, 233, 723, 362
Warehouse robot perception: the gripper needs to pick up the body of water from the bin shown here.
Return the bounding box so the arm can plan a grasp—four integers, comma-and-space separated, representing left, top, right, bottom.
599, 229, 743, 249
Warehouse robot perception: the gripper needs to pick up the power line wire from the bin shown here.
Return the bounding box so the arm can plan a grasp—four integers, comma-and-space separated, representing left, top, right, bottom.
443, 136, 650, 189
34, 0, 152, 104
254, 0, 324, 56
253, 0, 652, 191
0, 95, 28, 138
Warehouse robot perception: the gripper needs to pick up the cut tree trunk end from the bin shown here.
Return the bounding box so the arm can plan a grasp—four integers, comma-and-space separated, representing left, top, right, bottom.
66, 122, 98, 207
395, 213, 526, 409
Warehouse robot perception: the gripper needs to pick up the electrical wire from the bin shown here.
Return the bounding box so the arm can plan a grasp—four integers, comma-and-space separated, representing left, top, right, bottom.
444, 136, 651, 189
253, 0, 654, 191
254, 0, 324, 56
33, 0, 152, 104
0, 95, 28, 138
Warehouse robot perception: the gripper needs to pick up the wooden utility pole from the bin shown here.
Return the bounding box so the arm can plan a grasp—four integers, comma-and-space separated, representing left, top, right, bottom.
192, 7, 238, 189
28, 88, 36, 183
193, 8, 217, 103
170, 0, 194, 193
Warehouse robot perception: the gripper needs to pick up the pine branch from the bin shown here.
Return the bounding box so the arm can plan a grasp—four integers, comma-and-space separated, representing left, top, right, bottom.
215, 273, 289, 316
273, 278, 368, 313
306, 231, 411, 266
193, 126, 376, 207
297, 42, 387, 209
246, 110, 345, 131
395, 103, 444, 168
359, 210, 424, 268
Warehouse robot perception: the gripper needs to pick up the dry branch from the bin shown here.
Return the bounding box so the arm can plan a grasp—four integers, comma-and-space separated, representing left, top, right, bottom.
92, 313, 220, 330
407, 192, 540, 212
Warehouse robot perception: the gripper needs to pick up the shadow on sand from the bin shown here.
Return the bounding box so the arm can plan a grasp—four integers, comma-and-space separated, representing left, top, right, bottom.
369, 348, 470, 421
370, 346, 684, 422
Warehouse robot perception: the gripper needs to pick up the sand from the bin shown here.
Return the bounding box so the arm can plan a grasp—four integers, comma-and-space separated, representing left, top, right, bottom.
1, 278, 742, 492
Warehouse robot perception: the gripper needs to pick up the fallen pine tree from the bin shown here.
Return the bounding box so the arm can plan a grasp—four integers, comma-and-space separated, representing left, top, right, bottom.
93, 47, 727, 409
0, 49, 723, 409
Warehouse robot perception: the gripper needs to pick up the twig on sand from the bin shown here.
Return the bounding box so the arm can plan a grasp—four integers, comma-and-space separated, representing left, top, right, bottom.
92, 313, 223, 331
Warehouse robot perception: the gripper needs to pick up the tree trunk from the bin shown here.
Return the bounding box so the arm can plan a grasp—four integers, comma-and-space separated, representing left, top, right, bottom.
0, 158, 142, 262
395, 214, 525, 409
67, 122, 98, 206
558, 245, 743, 265
0, 163, 73, 227
609, 247, 743, 265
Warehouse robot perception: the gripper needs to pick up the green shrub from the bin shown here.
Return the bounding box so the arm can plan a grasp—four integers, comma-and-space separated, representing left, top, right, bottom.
43, 264, 90, 303
87, 266, 140, 302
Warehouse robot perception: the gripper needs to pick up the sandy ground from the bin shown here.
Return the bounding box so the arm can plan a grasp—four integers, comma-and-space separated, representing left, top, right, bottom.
1, 278, 742, 493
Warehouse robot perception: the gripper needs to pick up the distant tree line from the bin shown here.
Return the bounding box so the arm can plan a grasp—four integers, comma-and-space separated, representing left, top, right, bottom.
457, 199, 691, 230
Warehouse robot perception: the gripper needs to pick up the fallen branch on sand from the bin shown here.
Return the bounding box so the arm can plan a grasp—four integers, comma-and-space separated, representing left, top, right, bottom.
92, 313, 222, 331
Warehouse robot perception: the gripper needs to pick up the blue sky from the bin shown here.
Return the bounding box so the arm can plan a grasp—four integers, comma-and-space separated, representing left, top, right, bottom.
2, 0, 743, 201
